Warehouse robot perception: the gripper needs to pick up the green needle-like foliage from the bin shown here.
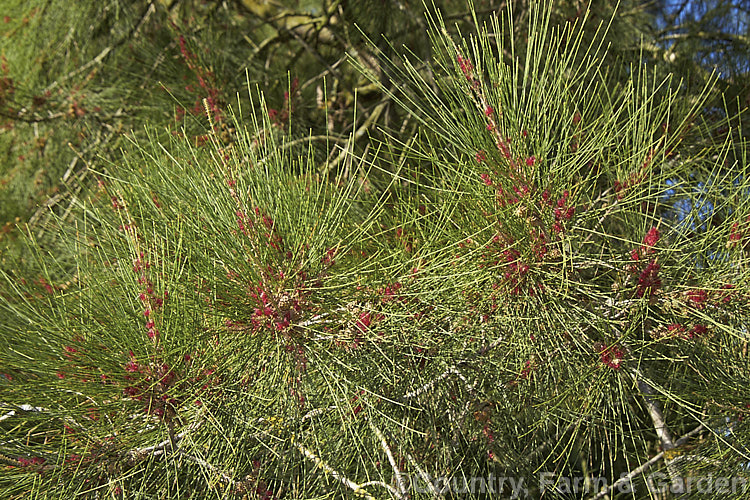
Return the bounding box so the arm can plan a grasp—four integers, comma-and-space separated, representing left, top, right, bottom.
1, 1, 749, 499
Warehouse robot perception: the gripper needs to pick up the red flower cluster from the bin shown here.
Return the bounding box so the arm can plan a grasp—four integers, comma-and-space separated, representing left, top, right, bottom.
595, 342, 625, 370
355, 311, 372, 333
0, 75, 15, 105
728, 214, 750, 249
381, 282, 403, 303
123, 357, 178, 418
636, 260, 661, 298
477, 186, 577, 297
491, 181, 530, 208
267, 77, 299, 126
551, 190, 575, 233
643, 226, 661, 247
322, 247, 338, 267
614, 149, 654, 199
16, 456, 45, 467
631, 227, 660, 261
686, 289, 708, 309
717, 284, 737, 305
247, 285, 303, 333
133, 252, 167, 340
235, 206, 290, 258
628, 228, 662, 298
395, 227, 416, 253
520, 359, 534, 379
13, 453, 47, 475
657, 323, 708, 340
350, 389, 366, 418
457, 54, 474, 81
122, 353, 210, 418
177, 34, 224, 123
478, 234, 540, 297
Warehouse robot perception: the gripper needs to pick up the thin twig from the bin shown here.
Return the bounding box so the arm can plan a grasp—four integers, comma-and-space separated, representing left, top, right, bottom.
42, 2, 156, 94
293, 437, 386, 499
178, 450, 240, 487
403, 448, 442, 498
301, 406, 338, 422
0, 403, 46, 423
369, 422, 407, 499
128, 416, 204, 457
588, 424, 704, 500
631, 368, 684, 493
402, 335, 505, 400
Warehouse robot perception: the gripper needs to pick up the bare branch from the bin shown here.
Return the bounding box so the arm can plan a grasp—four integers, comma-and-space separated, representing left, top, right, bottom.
369, 421, 407, 498
293, 437, 391, 499
588, 424, 705, 500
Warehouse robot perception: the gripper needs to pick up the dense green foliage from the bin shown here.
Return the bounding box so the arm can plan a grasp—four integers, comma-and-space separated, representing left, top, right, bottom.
1, 1, 750, 499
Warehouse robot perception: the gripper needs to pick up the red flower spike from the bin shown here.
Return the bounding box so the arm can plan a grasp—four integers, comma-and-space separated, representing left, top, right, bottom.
355, 312, 372, 333
687, 289, 708, 309
457, 54, 474, 80
636, 259, 661, 298
691, 324, 708, 336
643, 227, 661, 247
595, 343, 625, 370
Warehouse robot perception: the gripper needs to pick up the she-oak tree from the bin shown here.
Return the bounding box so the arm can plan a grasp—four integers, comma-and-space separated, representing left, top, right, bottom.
1, 1, 749, 499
